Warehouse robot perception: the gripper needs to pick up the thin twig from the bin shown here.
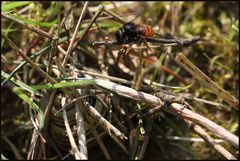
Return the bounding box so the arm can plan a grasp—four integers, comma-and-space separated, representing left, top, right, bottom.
135, 60, 161, 90
1, 12, 53, 39
27, 129, 41, 159
54, 58, 88, 159
2, 136, 24, 159
103, 8, 128, 24
2, 34, 56, 83
144, 80, 228, 109
1, 45, 50, 86
81, 1, 103, 33
54, 95, 91, 115
192, 97, 229, 110
164, 103, 239, 148
184, 120, 237, 160
75, 103, 88, 159
110, 133, 129, 154
156, 135, 225, 143
84, 110, 112, 159
57, 62, 112, 159
74, 69, 133, 84
62, 107, 82, 159
29, 108, 46, 143
146, 36, 201, 46
23, 35, 41, 56
57, 57, 112, 159
95, 95, 129, 135
63, 4, 104, 67
74, 5, 105, 44
1, 32, 84, 86
133, 48, 144, 89
59, 71, 182, 91
42, 90, 57, 133
139, 120, 153, 159
95, 79, 165, 107
3, 34, 75, 100
93, 79, 238, 148
175, 52, 239, 109
48, 36, 58, 75
62, 1, 89, 67
144, 79, 182, 89
83, 101, 127, 140
92, 40, 117, 46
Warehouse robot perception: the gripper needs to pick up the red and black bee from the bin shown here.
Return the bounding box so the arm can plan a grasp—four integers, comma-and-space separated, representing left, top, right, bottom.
115, 22, 154, 45
92, 22, 200, 47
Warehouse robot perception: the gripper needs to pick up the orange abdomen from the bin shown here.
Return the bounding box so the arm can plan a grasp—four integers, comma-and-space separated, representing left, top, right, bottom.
139, 24, 154, 37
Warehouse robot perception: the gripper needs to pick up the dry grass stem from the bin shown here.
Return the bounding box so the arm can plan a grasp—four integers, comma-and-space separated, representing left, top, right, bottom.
175, 52, 239, 109
75, 103, 88, 159
83, 101, 127, 140
94, 79, 238, 148
62, 1, 89, 67
62, 108, 82, 159
184, 120, 237, 160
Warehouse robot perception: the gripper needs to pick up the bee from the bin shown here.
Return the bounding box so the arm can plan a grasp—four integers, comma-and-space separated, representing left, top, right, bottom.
115, 22, 154, 45
92, 22, 200, 47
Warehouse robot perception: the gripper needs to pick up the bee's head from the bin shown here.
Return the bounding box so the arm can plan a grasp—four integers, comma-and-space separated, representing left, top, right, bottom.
115, 28, 125, 44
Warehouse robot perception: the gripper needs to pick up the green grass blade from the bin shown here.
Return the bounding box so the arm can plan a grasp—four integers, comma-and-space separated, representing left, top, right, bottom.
150, 51, 168, 85
203, 53, 232, 71
164, 114, 184, 136
1, 45, 50, 86
1, 1, 33, 12
1, 154, 8, 160
1, 70, 42, 96
167, 67, 181, 82
12, 87, 44, 129
129, 126, 141, 159
1, 28, 17, 34
31, 79, 96, 90
1, 22, 15, 48
232, 24, 239, 33
1, 34, 81, 87
173, 84, 192, 93
8, 13, 59, 28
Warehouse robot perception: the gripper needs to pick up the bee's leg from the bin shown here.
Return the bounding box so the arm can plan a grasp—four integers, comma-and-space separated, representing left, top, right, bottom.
116, 44, 130, 65
126, 42, 135, 54
115, 45, 126, 67
140, 36, 153, 54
